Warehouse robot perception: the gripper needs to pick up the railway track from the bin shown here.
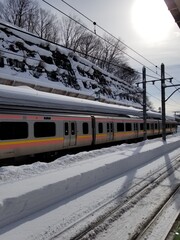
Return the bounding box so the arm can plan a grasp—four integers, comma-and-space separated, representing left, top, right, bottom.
133, 185, 180, 240
49, 155, 180, 240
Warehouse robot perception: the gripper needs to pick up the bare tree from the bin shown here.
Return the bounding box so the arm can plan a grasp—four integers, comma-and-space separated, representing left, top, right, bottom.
25, 4, 39, 33
50, 24, 61, 44
0, 0, 39, 28
118, 63, 140, 84
0, 0, 60, 43
35, 8, 60, 43
59, 16, 86, 50
78, 32, 103, 60
98, 35, 126, 73
58, 17, 139, 84
0, 0, 140, 85
0, 2, 4, 20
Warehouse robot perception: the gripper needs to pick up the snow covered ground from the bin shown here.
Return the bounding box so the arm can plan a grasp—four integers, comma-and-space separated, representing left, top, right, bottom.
0, 131, 180, 240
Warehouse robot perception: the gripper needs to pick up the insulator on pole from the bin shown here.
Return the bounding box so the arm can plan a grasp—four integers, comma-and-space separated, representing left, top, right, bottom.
93, 22, 96, 34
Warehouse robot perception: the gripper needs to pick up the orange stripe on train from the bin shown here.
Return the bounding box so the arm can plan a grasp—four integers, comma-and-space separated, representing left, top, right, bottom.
0, 138, 63, 149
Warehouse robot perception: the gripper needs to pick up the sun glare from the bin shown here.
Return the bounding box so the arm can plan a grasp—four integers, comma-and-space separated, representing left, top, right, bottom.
131, 0, 173, 43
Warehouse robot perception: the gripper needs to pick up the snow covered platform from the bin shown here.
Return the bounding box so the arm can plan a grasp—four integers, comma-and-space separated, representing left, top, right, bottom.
0, 135, 180, 230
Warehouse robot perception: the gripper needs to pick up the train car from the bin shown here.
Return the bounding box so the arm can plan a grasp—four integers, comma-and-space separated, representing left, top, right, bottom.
0, 111, 177, 160
93, 116, 177, 146
0, 113, 93, 160
93, 116, 144, 145
0, 85, 178, 161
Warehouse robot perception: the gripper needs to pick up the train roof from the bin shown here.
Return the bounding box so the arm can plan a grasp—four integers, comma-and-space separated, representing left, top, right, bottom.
0, 84, 174, 121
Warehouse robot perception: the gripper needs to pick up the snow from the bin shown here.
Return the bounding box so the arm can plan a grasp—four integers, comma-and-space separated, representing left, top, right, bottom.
0, 83, 143, 117
0, 83, 172, 121
0, 20, 144, 109
0, 19, 179, 240
0, 132, 180, 240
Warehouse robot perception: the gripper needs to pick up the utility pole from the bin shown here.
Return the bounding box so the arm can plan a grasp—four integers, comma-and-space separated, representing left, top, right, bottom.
142, 66, 147, 140
161, 63, 166, 141
137, 63, 177, 142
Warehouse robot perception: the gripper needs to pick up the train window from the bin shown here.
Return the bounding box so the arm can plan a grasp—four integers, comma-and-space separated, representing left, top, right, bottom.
126, 123, 132, 131
134, 123, 138, 131
64, 122, 69, 135
155, 123, 158, 129
140, 123, 144, 130
107, 123, 109, 132
117, 123, 124, 132
71, 122, 75, 135
110, 123, 113, 132
98, 123, 103, 133
83, 122, 89, 134
147, 123, 150, 130
34, 122, 55, 137
151, 124, 154, 130
0, 122, 28, 140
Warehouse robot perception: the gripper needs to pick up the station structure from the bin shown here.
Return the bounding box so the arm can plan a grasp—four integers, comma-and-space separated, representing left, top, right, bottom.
164, 0, 180, 28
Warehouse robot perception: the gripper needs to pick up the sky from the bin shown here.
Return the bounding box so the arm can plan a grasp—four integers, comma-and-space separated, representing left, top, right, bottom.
40, 0, 180, 115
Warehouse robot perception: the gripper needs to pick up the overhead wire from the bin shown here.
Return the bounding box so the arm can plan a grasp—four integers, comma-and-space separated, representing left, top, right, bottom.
147, 81, 180, 106
0, 22, 160, 81
42, 0, 180, 105
59, 0, 180, 86
59, 0, 159, 70
42, 0, 161, 77
41, 0, 180, 108
146, 87, 179, 110
51, 0, 180, 95
0, 47, 158, 80
1, 1, 178, 107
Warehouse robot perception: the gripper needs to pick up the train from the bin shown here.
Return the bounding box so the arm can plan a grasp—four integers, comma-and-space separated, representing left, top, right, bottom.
0, 84, 178, 160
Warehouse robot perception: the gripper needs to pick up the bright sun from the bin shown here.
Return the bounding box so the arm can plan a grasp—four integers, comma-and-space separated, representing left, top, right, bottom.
131, 0, 173, 43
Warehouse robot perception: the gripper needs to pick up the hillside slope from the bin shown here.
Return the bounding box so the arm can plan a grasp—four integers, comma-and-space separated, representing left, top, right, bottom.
0, 20, 143, 108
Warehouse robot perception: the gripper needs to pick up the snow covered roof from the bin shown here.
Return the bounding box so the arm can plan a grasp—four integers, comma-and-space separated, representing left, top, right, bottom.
0, 84, 143, 117
164, 0, 180, 28
1, 83, 174, 121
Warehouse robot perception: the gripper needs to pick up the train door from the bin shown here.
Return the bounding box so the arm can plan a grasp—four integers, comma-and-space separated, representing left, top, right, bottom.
107, 122, 114, 141
151, 123, 154, 135
134, 123, 138, 137
63, 121, 76, 147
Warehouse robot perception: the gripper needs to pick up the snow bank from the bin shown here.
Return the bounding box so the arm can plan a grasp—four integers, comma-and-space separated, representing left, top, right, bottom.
0, 136, 180, 228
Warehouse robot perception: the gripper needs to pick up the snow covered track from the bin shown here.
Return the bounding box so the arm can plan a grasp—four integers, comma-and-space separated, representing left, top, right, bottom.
61, 156, 180, 240
134, 185, 180, 240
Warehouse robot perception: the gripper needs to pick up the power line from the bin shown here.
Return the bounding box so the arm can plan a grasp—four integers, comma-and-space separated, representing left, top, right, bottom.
0, 43, 161, 83
59, 0, 159, 69
0, 24, 169, 106
55, 0, 180, 85
0, 41, 163, 104
42, 0, 161, 77
0, 23, 137, 75
0, 22, 160, 80
147, 81, 180, 107
1, 14, 178, 106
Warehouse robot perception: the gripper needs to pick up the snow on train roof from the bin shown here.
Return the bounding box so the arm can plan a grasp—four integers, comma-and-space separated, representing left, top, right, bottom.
0, 84, 143, 117
0, 83, 171, 121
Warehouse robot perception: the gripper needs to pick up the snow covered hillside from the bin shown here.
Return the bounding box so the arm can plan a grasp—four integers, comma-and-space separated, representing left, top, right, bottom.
0, 20, 142, 108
